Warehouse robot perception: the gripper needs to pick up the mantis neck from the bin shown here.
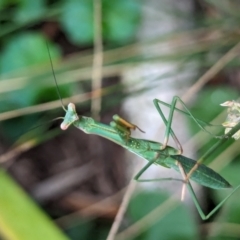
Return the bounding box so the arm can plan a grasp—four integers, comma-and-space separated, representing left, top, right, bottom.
73, 116, 126, 146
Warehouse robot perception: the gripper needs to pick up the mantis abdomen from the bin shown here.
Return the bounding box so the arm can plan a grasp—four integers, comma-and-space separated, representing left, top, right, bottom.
166, 155, 231, 189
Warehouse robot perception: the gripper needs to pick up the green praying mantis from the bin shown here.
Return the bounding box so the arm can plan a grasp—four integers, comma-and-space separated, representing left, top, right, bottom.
46, 46, 240, 221
58, 95, 240, 220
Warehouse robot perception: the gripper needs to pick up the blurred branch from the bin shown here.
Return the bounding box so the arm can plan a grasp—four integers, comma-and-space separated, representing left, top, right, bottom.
56, 188, 126, 227
182, 41, 240, 102
91, 0, 103, 121
31, 162, 99, 202
115, 194, 180, 240
106, 179, 138, 240
0, 86, 115, 121
203, 222, 240, 238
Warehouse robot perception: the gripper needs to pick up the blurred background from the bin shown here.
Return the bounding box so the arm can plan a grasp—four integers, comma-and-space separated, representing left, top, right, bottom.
0, 0, 240, 239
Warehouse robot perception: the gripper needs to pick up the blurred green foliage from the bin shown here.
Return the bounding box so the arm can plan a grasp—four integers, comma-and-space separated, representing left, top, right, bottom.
0, 0, 141, 44
188, 87, 239, 165
0, 0, 141, 142
0, 1, 142, 239
187, 88, 240, 239
0, 0, 240, 240
14, 0, 46, 23
0, 33, 63, 141
127, 191, 198, 240
61, 0, 141, 45
1, 33, 59, 75
65, 219, 110, 240
61, 0, 94, 44
0, 170, 69, 240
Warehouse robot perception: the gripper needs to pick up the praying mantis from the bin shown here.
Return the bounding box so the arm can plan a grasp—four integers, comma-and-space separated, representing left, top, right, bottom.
46, 44, 240, 221
58, 96, 240, 220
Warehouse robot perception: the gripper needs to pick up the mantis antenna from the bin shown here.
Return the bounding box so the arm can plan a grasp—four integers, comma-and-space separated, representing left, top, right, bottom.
46, 41, 67, 112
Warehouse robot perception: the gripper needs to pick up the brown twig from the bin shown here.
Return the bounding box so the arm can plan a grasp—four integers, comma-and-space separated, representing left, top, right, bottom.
91, 0, 103, 121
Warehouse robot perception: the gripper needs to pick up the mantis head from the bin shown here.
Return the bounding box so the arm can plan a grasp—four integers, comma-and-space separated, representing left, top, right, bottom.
61, 103, 79, 130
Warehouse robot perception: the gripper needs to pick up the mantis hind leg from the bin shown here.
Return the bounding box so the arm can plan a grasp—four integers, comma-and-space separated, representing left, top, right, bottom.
153, 96, 220, 153
133, 158, 240, 220
154, 96, 240, 150
155, 98, 240, 183
177, 161, 240, 220
153, 96, 225, 183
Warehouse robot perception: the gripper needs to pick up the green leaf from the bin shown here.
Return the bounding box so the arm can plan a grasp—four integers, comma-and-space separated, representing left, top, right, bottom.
0, 170, 69, 240
0, 32, 62, 142
0, 32, 60, 76
65, 219, 94, 240
0, 32, 61, 106
14, 0, 46, 23
60, 0, 93, 45
103, 0, 141, 44
59, 0, 141, 45
0, 0, 8, 9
